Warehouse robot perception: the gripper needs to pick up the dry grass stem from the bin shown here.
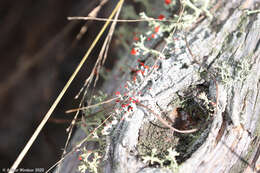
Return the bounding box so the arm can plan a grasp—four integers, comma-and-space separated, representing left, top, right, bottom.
8, 0, 124, 172
68, 16, 179, 23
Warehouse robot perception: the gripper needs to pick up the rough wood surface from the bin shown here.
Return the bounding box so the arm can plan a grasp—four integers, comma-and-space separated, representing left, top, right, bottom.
103, 1, 260, 172
57, 0, 260, 173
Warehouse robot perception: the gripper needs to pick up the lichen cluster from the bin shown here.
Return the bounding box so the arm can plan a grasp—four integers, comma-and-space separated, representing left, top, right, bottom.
77, 0, 215, 172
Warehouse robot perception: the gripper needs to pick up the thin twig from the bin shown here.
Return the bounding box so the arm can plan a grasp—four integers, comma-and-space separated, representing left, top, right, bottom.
91, 1, 123, 102
74, 0, 109, 41
184, 33, 199, 64
48, 118, 75, 124
46, 1, 124, 172
46, 111, 114, 173
59, 8, 123, 171
66, 96, 119, 113
57, 1, 110, 172
75, 1, 119, 100
184, 33, 219, 109
137, 102, 197, 133
48, 1, 209, 172
8, 1, 124, 173
68, 16, 178, 23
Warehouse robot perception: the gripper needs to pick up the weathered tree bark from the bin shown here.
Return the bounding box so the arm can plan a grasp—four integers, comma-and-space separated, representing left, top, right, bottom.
57, 0, 260, 173
103, 0, 260, 172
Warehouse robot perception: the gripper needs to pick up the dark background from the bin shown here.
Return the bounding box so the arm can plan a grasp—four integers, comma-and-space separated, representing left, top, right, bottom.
0, 0, 120, 170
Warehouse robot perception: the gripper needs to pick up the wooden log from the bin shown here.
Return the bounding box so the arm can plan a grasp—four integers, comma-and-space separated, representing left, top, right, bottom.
57, 0, 260, 172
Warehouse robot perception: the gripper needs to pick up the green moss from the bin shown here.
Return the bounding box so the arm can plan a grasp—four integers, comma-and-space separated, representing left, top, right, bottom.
138, 84, 214, 167
138, 119, 180, 159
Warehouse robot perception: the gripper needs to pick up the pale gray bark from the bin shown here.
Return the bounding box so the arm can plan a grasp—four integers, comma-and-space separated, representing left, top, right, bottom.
57, 0, 260, 173
104, 1, 260, 173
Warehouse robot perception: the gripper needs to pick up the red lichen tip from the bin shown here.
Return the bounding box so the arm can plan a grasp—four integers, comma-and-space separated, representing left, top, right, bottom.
133, 76, 137, 82
158, 14, 165, 20
154, 26, 160, 33
133, 36, 139, 41
131, 48, 137, 55
144, 65, 149, 69
115, 91, 121, 96
165, 0, 171, 5
128, 106, 133, 111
